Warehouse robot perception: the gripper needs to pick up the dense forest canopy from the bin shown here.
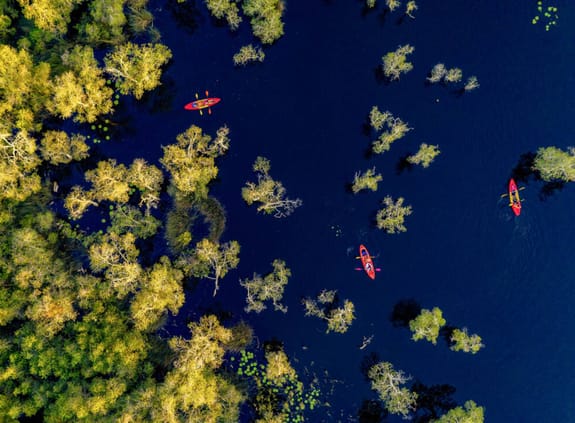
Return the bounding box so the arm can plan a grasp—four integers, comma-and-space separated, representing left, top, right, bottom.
0, 0, 493, 421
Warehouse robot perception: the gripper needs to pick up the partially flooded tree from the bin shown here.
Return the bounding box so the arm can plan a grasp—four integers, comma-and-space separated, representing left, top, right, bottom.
382, 44, 414, 81
242, 156, 302, 218
376, 196, 412, 234
464, 76, 480, 91
85, 159, 131, 203
369, 106, 392, 132
233, 44, 265, 66
386, 0, 401, 12
427, 63, 447, 83
190, 238, 240, 296
366, 0, 376, 8
372, 115, 412, 154
243, 0, 285, 44
204, 0, 242, 30
0, 129, 42, 201
368, 361, 418, 419
405, 1, 417, 18
532, 146, 575, 182
409, 307, 446, 345
351, 167, 382, 193
444, 67, 463, 83
240, 259, 290, 313
40, 131, 89, 165
302, 289, 356, 334
104, 42, 172, 99
161, 125, 230, 198
127, 158, 164, 211
64, 186, 98, 219
450, 328, 484, 354
432, 400, 484, 423
407, 143, 440, 168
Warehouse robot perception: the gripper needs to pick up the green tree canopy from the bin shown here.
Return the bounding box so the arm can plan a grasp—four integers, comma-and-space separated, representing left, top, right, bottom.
409, 307, 446, 345
407, 143, 440, 168
432, 400, 485, 423
376, 195, 412, 234
104, 42, 172, 99
240, 259, 291, 313
368, 361, 417, 419
450, 328, 484, 354
532, 146, 575, 182
242, 156, 302, 218
381, 44, 414, 81
351, 167, 382, 193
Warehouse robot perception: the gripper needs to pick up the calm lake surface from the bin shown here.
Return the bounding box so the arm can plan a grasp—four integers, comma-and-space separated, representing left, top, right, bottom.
105, 1, 575, 421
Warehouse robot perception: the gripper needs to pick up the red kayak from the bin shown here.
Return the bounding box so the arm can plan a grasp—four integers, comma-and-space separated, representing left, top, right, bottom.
508, 178, 521, 216
359, 244, 376, 280
184, 97, 221, 111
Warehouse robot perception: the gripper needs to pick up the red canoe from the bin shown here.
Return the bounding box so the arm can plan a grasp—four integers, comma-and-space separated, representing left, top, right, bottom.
359, 244, 376, 280
508, 178, 521, 216
184, 97, 221, 111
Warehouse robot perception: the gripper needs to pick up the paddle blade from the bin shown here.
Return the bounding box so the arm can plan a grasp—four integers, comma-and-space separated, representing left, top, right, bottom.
208, 108, 212, 115
375, 268, 381, 271
206, 90, 209, 97
199, 109, 203, 116
195, 93, 199, 99
354, 268, 363, 271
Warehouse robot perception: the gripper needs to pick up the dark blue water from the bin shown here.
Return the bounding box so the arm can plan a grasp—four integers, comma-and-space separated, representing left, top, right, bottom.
111, 1, 575, 421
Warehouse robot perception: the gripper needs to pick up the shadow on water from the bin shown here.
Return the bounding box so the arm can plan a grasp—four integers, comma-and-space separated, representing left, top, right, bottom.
358, 399, 387, 423
511, 152, 536, 184
396, 153, 415, 175
360, 352, 381, 381
167, 0, 202, 34
140, 74, 177, 114
412, 382, 457, 423
390, 299, 421, 327
439, 324, 456, 346
373, 66, 391, 86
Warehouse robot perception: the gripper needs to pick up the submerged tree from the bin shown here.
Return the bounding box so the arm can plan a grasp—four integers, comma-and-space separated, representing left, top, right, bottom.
351, 167, 382, 193
302, 289, 356, 334
407, 143, 440, 168
243, 0, 285, 44
405, 1, 418, 18
431, 400, 484, 423
369, 106, 392, 132
376, 196, 412, 234
427, 63, 447, 83
40, 131, 90, 165
409, 307, 446, 345
450, 328, 484, 354
161, 125, 230, 198
204, 0, 242, 30
444, 67, 463, 83
240, 259, 291, 313
233, 44, 265, 66
532, 146, 575, 182
464, 76, 480, 91
386, 0, 401, 12
372, 114, 412, 154
368, 361, 418, 419
189, 238, 241, 296
381, 44, 415, 81
242, 156, 302, 218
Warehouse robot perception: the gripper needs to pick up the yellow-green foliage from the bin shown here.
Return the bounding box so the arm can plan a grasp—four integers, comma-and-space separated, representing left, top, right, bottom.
532, 1, 558, 31
302, 289, 356, 334
233, 44, 265, 66
382, 44, 414, 81
242, 156, 302, 218
161, 125, 230, 198
40, 131, 90, 165
533, 146, 575, 182
240, 259, 290, 313
351, 167, 382, 193
371, 113, 412, 154
104, 42, 172, 99
407, 143, 440, 168
49, 45, 114, 123
432, 400, 484, 423
386, 0, 400, 12
243, 0, 285, 44
450, 328, 484, 354
409, 307, 446, 345
444, 67, 463, 83
190, 238, 241, 296
204, 0, 242, 30
406, 1, 417, 18
368, 361, 417, 419
376, 195, 412, 234
234, 348, 320, 421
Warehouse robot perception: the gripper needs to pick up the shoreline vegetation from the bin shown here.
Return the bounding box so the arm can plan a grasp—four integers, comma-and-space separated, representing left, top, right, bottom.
0, 0, 516, 420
